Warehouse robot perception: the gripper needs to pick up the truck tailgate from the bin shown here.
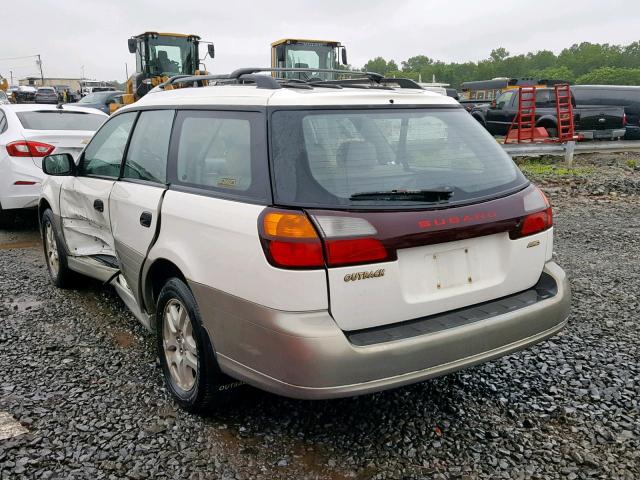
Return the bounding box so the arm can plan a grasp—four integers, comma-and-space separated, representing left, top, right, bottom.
576, 105, 625, 131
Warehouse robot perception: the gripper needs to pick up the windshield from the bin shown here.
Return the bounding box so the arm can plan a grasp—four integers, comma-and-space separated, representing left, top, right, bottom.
283, 44, 336, 81
270, 108, 527, 209
16, 111, 106, 131
146, 36, 197, 75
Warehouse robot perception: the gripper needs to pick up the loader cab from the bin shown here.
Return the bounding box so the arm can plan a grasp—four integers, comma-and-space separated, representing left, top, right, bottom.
271, 38, 348, 81
125, 32, 214, 104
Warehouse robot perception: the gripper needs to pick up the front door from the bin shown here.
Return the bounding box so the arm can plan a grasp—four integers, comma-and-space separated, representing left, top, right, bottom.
59, 111, 137, 259
109, 110, 174, 305
485, 90, 515, 135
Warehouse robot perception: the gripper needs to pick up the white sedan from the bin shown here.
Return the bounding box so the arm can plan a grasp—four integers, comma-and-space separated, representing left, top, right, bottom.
0, 104, 108, 227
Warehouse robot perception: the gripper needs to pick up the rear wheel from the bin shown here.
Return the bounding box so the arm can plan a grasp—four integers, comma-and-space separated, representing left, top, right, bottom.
41, 209, 76, 288
543, 125, 558, 138
156, 278, 228, 412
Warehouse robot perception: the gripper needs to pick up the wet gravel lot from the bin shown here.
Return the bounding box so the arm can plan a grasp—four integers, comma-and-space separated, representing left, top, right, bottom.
0, 154, 639, 479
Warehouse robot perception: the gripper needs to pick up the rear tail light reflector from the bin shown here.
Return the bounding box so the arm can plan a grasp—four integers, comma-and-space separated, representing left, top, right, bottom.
511, 187, 553, 239
6, 141, 55, 158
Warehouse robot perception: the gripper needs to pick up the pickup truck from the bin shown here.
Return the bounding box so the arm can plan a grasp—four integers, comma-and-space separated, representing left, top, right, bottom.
471, 88, 626, 140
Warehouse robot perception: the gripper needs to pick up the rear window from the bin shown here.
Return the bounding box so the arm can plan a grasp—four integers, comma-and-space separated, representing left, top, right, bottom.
271, 108, 527, 209
16, 111, 106, 131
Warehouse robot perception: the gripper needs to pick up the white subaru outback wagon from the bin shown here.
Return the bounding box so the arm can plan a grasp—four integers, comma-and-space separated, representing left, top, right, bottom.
39, 69, 570, 412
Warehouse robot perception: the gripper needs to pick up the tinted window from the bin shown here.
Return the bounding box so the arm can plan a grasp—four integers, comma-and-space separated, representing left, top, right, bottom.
123, 110, 173, 183
0, 111, 7, 133
173, 111, 268, 200
271, 108, 526, 209
16, 111, 106, 131
80, 112, 136, 178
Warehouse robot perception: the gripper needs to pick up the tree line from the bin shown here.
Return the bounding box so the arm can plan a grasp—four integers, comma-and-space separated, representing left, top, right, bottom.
361, 41, 640, 88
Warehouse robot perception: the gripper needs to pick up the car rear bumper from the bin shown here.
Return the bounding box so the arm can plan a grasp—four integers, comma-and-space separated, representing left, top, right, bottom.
579, 128, 626, 140
191, 261, 570, 400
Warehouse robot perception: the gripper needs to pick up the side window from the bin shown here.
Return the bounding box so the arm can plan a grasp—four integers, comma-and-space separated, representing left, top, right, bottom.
122, 110, 174, 183
496, 91, 514, 109
80, 112, 136, 178
0, 111, 7, 134
172, 111, 268, 200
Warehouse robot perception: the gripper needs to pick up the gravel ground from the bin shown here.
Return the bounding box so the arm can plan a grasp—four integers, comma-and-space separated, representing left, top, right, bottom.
0, 154, 638, 479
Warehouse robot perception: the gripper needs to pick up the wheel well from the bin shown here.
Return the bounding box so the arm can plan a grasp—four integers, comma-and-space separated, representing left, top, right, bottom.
38, 199, 51, 222
144, 259, 187, 314
537, 119, 557, 129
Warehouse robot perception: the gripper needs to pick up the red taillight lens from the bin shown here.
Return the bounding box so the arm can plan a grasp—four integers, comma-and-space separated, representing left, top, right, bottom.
6, 141, 55, 158
520, 207, 553, 236
268, 240, 324, 267
623, 113, 628, 126
325, 238, 387, 267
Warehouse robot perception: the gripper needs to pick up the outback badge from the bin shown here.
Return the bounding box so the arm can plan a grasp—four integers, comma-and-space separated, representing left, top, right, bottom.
344, 269, 385, 282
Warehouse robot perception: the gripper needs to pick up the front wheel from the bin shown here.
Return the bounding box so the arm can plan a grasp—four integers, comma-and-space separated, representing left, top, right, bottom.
156, 278, 227, 412
41, 209, 76, 288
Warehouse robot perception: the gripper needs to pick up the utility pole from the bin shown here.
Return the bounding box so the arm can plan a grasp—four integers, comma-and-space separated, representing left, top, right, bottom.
37, 54, 44, 85
9, 70, 13, 86
125, 62, 128, 81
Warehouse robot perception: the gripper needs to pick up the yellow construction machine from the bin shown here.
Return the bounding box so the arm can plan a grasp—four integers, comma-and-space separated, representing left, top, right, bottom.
271, 38, 347, 80
119, 31, 214, 110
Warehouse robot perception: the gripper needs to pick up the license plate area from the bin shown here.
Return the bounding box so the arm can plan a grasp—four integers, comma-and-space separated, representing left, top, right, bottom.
432, 247, 472, 289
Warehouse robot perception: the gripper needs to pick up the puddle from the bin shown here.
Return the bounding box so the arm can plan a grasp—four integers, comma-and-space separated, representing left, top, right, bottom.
112, 330, 135, 348
0, 411, 28, 440
0, 240, 41, 250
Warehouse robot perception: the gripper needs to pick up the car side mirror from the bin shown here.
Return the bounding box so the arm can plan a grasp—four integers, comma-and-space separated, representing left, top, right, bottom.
341, 47, 348, 66
127, 38, 137, 54
42, 153, 76, 176
207, 43, 215, 59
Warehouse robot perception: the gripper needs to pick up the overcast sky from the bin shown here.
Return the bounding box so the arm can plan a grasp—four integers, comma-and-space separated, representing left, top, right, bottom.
2, 0, 640, 84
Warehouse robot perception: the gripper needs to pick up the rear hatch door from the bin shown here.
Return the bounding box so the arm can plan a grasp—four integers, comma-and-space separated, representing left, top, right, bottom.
307, 185, 552, 331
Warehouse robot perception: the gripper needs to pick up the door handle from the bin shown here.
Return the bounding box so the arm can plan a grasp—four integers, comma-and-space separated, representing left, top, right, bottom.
93, 199, 104, 213
140, 211, 152, 228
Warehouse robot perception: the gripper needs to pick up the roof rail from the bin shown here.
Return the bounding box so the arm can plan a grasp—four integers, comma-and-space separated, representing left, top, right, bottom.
154, 68, 423, 92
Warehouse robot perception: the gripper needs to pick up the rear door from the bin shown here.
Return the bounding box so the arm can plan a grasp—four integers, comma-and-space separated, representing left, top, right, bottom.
59, 111, 137, 258
109, 110, 174, 304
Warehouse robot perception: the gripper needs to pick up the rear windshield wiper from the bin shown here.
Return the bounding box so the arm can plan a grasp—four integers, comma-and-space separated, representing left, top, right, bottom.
350, 188, 454, 202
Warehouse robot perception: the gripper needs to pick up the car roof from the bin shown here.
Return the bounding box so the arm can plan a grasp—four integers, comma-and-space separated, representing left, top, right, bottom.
0, 104, 109, 115
126, 83, 460, 109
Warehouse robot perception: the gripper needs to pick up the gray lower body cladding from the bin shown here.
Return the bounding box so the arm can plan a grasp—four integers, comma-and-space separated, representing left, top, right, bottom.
189, 261, 570, 400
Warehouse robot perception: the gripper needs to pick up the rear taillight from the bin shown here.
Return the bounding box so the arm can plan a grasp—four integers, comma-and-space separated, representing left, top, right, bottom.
259, 209, 389, 269
260, 210, 324, 268
510, 187, 553, 239
623, 113, 628, 126
6, 141, 55, 158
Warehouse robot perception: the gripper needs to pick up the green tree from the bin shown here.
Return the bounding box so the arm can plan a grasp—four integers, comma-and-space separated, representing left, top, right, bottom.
401, 55, 433, 72
576, 67, 640, 85
363, 57, 398, 76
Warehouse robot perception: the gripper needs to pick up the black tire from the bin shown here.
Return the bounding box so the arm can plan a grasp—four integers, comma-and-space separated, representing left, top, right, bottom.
156, 278, 227, 413
41, 209, 76, 288
543, 126, 558, 138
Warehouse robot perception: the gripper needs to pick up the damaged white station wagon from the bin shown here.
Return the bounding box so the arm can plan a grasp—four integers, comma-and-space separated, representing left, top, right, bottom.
38, 68, 571, 412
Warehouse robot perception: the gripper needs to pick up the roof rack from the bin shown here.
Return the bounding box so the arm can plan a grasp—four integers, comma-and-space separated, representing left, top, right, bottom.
153, 68, 423, 92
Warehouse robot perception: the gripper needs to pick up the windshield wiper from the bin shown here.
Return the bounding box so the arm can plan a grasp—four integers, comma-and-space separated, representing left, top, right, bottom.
350, 188, 454, 202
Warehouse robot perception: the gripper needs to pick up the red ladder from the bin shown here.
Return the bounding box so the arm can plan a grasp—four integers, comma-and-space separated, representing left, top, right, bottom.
554, 84, 576, 142
505, 87, 537, 143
